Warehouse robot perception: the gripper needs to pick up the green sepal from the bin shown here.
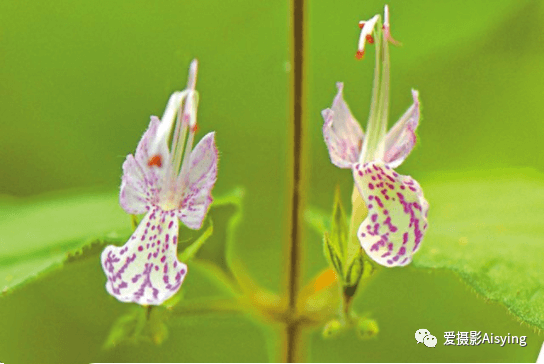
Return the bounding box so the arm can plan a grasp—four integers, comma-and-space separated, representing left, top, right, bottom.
330, 185, 349, 261
323, 232, 344, 280
103, 306, 169, 349
344, 252, 364, 288
322, 186, 350, 279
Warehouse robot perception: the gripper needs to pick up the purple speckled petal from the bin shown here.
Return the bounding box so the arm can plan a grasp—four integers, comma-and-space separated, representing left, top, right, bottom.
177, 132, 218, 230
353, 162, 428, 267
383, 90, 420, 168
120, 117, 169, 214
101, 207, 187, 305
322, 82, 364, 169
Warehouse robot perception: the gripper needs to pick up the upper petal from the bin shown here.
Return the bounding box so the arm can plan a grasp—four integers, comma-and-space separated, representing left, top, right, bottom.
353, 162, 428, 267
383, 90, 420, 168
101, 207, 188, 305
120, 117, 169, 214
177, 132, 218, 229
135, 116, 168, 166
322, 82, 364, 169
119, 155, 155, 214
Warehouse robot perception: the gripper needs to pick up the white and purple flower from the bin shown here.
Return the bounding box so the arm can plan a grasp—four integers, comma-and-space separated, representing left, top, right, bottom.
322, 6, 428, 267
102, 60, 218, 305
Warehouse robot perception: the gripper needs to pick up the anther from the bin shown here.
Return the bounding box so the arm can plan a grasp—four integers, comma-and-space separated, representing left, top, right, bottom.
358, 21, 365, 29
148, 155, 163, 167
366, 34, 374, 44
355, 50, 365, 60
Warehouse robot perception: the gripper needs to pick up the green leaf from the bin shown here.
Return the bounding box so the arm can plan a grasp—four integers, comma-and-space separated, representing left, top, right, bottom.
413, 169, 544, 329
183, 188, 245, 278
304, 207, 330, 235
179, 219, 214, 262
0, 190, 129, 295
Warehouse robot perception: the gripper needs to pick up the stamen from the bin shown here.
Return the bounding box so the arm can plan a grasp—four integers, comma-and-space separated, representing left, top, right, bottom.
187, 59, 198, 91
148, 155, 162, 167
384, 5, 391, 29
383, 5, 400, 46
355, 50, 365, 60
358, 21, 365, 29
170, 60, 200, 177
170, 100, 189, 177
176, 126, 196, 193
148, 90, 188, 163
357, 14, 379, 58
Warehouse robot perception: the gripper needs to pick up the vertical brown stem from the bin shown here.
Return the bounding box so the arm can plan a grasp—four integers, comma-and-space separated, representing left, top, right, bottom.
283, 0, 306, 361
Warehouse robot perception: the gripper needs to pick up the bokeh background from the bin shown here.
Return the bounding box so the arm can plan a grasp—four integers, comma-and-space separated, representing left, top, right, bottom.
1, 0, 543, 362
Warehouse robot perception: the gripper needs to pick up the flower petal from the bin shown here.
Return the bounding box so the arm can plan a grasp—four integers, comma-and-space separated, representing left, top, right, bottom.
101, 208, 187, 305
322, 82, 364, 169
177, 132, 218, 229
120, 117, 169, 214
383, 90, 420, 168
353, 162, 428, 267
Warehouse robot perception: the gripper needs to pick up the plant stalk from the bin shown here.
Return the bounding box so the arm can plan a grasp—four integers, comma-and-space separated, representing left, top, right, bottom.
283, 0, 306, 361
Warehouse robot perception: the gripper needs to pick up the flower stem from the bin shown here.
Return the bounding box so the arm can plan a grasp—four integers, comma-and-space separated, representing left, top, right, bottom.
283, 0, 306, 361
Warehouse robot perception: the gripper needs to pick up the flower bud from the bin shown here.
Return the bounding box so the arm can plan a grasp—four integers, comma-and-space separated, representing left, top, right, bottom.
356, 318, 379, 340
322, 319, 344, 339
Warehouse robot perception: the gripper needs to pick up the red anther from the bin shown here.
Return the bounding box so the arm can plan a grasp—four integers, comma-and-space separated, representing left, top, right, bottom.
358, 21, 365, 29
355, 50, 364, 60
191, 124, 199, 133
148, 155, 162, 167
366, 34, 374, 44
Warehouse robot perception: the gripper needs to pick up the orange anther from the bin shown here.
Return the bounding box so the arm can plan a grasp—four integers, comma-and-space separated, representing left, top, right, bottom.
147, 155, 162, 167
355, 50, 365, 60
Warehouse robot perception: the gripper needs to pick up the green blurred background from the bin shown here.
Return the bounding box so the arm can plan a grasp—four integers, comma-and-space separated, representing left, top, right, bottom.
0, 0, 543, 362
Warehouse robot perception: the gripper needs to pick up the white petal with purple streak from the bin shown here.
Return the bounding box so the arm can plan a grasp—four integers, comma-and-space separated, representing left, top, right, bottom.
353, 162, 428, 267
101, 207, 187, 305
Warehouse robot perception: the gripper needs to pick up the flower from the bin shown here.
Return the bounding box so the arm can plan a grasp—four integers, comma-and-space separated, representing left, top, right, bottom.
101, 60, 218, 305
321, 6, 428, 267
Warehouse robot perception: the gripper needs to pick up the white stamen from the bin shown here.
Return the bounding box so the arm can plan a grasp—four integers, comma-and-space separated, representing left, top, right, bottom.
384, 5, 391, 30
150, 59, 203, 210
382, 4, 400, 45
183, 59, 199, 128
187, 59, 198, 91
170, 101, 189, 177
149, 90, 188, 159
357, 14, 379, 52
172, 60, 200, 187
177, 128, 195, 189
